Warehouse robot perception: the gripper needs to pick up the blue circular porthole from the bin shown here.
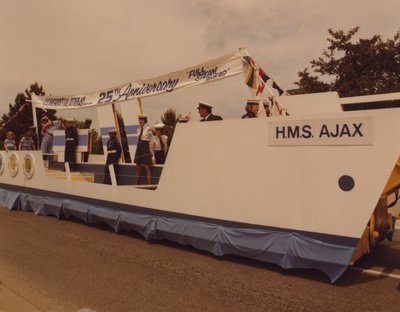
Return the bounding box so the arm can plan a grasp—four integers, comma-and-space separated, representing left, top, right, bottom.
338, 175, 355, 192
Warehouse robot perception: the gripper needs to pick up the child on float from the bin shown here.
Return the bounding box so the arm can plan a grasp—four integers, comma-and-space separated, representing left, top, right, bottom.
4, 131, 17, 151
19, 129, 36, 151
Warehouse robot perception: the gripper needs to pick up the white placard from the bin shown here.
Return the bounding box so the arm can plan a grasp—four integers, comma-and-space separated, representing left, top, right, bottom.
268, 116, 373, 146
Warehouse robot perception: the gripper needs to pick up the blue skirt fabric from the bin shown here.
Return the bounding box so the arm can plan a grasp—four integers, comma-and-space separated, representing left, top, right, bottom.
134, 141, 152, 165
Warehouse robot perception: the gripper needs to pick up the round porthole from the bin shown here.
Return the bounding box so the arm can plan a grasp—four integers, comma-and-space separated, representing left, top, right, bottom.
338, 175, 354, 192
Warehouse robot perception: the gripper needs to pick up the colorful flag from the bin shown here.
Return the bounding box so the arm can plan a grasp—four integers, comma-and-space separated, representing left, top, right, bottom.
272, 81, 285, 96
256, 68, 270, 96
243, 56, 258, 89
243, 55, 284, 97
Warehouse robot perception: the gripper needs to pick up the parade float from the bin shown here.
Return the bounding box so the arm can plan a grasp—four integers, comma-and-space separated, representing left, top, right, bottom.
1, 48, 399, 282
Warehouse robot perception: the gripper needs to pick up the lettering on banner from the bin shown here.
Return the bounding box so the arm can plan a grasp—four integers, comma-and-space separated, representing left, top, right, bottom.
43, 97, 88, 108
187, 66, 227, 81
110, 79, 179, 103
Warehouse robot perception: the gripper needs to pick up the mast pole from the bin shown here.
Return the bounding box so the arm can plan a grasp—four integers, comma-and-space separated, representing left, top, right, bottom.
137, 98, 143, 114
112, 102, 125, 163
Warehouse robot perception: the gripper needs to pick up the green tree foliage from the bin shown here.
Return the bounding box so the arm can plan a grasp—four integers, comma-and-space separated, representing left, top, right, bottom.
116, 111, 131, 162
294, 27, 400, 97
90, 129, 103, 155
293, 68, 330, 94
74, 119, 102, 155
161, 108, 178, 146
161, 108, 178, 127
0, 82, 57, 148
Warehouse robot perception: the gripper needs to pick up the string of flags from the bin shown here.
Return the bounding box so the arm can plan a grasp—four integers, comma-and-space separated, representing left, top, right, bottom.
242, 55, 285, 97
242, 55, 289, 116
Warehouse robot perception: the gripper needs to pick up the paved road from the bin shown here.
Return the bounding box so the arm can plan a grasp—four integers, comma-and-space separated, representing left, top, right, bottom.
1, 207, 399, 312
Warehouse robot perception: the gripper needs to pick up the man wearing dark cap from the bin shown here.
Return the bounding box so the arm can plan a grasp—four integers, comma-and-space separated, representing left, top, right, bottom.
197, 101, 223, 121
241, 99, 260, 118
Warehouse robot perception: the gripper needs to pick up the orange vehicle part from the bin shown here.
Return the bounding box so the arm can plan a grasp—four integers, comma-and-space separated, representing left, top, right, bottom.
350, 157, 400, 264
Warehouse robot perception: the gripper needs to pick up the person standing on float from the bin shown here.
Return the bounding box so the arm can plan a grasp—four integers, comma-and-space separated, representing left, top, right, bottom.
134, 114, 153, 185
64, 118, 79, 172
103, 128, 121, 185
150, 123, 169, 165
241, 99, 260, 118
197, 101, 223, 121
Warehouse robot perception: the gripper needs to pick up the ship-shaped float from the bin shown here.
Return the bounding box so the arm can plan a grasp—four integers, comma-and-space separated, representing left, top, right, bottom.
1, 49, 399, 282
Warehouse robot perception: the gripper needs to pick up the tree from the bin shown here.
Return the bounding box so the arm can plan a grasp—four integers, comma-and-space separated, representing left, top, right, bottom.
0, 82, 56, 148
293, 68, 330, 94
294, 27, 400, 97
161, 108, 178, 146
90, 129, 103, 155
74, 120, 102, 155
116, 111, 131, 162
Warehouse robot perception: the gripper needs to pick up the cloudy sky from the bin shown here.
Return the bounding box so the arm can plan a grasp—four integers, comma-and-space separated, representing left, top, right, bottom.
1, 0, 399, 124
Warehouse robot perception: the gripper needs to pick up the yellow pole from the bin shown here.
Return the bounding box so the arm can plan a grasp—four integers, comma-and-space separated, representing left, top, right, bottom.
137, 98, 143, 115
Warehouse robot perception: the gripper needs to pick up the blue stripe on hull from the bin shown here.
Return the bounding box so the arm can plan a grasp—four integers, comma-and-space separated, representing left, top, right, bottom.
0, 185, 356, 282
53, 135, 88, 147
125, 124, 140, 133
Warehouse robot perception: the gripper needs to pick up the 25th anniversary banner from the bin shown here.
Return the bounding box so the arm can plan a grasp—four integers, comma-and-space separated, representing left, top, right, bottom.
31, 50, 247, 109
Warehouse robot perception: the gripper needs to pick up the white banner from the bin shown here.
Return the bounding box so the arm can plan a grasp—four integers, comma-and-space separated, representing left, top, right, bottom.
32, 49, 248, 109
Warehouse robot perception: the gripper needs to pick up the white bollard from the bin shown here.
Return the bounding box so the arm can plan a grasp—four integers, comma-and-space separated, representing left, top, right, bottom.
109, 164, 117, 186
65, 162, 71, 181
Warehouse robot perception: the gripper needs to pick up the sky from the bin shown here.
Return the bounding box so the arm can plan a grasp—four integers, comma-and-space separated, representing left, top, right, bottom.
1, 0, 399, 126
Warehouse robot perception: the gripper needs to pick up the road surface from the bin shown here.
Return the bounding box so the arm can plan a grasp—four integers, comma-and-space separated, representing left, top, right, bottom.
1, 208, 399, 312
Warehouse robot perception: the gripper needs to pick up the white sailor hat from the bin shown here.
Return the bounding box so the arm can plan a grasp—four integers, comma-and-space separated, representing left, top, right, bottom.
153, 123, 165, 129
40, 116, 49, 122
138, 114, 148, 119
247, 99, 260, 105
197, 101, 213, 109
108, 128, 117, 133
64, 117, 74, 122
